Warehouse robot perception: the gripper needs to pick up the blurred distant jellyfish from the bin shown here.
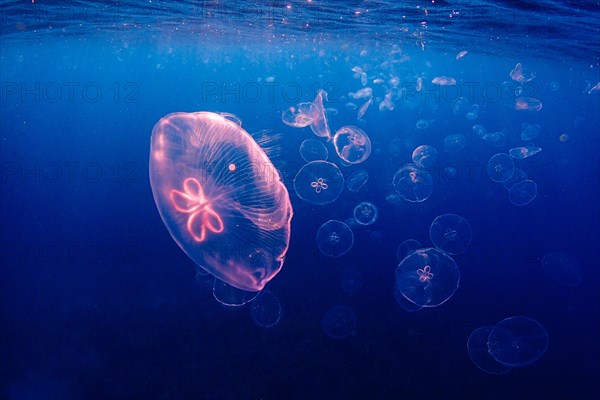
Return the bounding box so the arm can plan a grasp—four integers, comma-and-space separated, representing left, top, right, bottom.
466, 104, 479, 121
515, 97, 542, 111
443, 166, 459, 182
472, 124, 486, 138
385, 193, 402, 204
509, 63, 535, 83
250, 290, 282, 328
509, 146, 542, 159
467, 326, 512, 375
521, 123, 542, 141
395, 248, 460, 307
346, 169, 369, 192
322, 305, 358, 339
508, 180, 537, 206
444, 134, 467, 153
429, 214, 472, 255
549, 81, 560, 91
488, 316, 549, 367
452, 97, 470, 115
393, 164, 434, 203
456, 50, 468, 60
541, 252, 583, 286
316, 220, 354, 258
333, 126, 372, 164
340, 269, 364, 294
299, 138, 328, 162
282, 102, 317, 128
353, 201, 378, 225
213, 278, 260, 308
432, 76, 457, 86
310, 89, 331, 138
487, 153, 515, 183
412, 145, 439, 169
415, 119, 430, 130
559, 133, 570, 142
149, 111, 293, 292
396, 239, 422, 262
293, 161, 344, 205
482, 131, 506, 147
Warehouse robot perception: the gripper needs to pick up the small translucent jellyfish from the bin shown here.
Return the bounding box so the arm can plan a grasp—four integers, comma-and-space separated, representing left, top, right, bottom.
415, 119, 430, 130
333, 126, 372, 165
488, 316, 549, 367
472, 124, 486, 138
444, 134, 467, 153
293, 161, 344, 205
482, 131, 506, 147
378, 91, 394, 111
515, 97, 542, 111
509, 146, 542, 160
452, 97, 470, 115
456, 50, 468, 60
509, 63, 535, 83
521, 123, 542, 141
346, 169, 369, 192
340, 269, 364, 294
587, 81, 600, 94
559, 133, 570, 142
411, 145, 439, 169
429, 214, 472, 255
396, 239, 422, 262
316, 220, 354, 258
345, 102, 357, 110
353, 201, 378, 225
431, 76, 457, 86
549, 81, 560, 91
395, 248, 460, 307
299, 139, 328, 162
502, 168, 528, 190
212, 278, 260, 308
250, 290, 282, 328
322, 305, 358, 339
508, 179, 537, 206
348, 87, 373, 99
281, 102, 317, 128
467, 326, 512, 375
444, 166, 459, 181
310, 89, 331, 138
541, 252, 583, 286
385, 193, 402, 204
487, 153, 515, 183
466, 104, 480, 121
149, 111, 293, 292
357, 97, 373, 120
393, 164, 434, 203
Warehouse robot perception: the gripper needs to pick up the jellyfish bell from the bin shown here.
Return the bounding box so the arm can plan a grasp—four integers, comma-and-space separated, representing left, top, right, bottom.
149, 111, 293, 292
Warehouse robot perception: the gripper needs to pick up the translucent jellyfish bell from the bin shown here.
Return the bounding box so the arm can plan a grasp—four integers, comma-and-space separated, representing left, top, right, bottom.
395, 248, 460, 307
488, 316, 549, 367
392, 164, 434, 203
412, 145, 439, 169
250, 290, 283, 328
429, 214, 473, 255
353, 201, 378, 225
149, 111, 293, 292
299, 138, 328, 162
316, 220, 354, 258
444, 134, 467, 153
293, 161, 344, 205
487, 153, 515, 183
508, 180, 537, 206
333, 126, 372, 165
310, 89, 331, 138
282, 102, 318, 128
467, 326, 512, 375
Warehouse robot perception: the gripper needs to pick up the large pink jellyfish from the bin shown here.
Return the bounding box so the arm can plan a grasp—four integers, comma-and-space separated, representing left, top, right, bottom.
149, 112, 293, 291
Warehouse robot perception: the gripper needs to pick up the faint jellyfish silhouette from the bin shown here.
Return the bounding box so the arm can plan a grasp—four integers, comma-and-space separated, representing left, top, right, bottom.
472, 124, 486, 138
353, 201, 378, 225
559, 133, 570, 142
299, 139, 328, 162
340, 269, 364, 294
509, 146, 542, 159
250, 290, 282, 328
310, 89, 331, 138
467, 326, 512, 375
521, 123, 542, 141
509, 63, 535, 83
488, 316, 549, 367
322, 305, 358, 339
432, 76, 457, 86
393, 164, 434, 203
502, 168, 528, 190
386, 193, 403, 204
412, 145, 439, 169
345, 102, 357, 110
452, 97, 470, 115
282, 102, 317, 128
444, 166, 459, 182
396, 239, 422, 262
549, 81, 560, 91
317, 220, 354, 258
508, 180, 537, 206
415, 119, 430, 130
487, 153, 515, 183
149, 111, 293, 292
293, 161, 344, 205
395, 248, 460, 307
541, 252, 583, 286
333, 126, 372, 164
482, 131, 506, 147
444, 134, 467, 153
347, 170, 369, 192
213, 278, 260, 307
429, 214, 473, 255
466, 104, 480, 121
515, 97, 542, 111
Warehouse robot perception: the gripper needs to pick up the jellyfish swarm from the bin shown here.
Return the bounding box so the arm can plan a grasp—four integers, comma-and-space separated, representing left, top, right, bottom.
395, 248, 460, 307
149, 112, 293, 292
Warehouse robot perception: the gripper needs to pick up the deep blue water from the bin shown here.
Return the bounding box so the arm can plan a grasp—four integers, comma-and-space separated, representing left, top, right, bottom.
1, 1, 600, 399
